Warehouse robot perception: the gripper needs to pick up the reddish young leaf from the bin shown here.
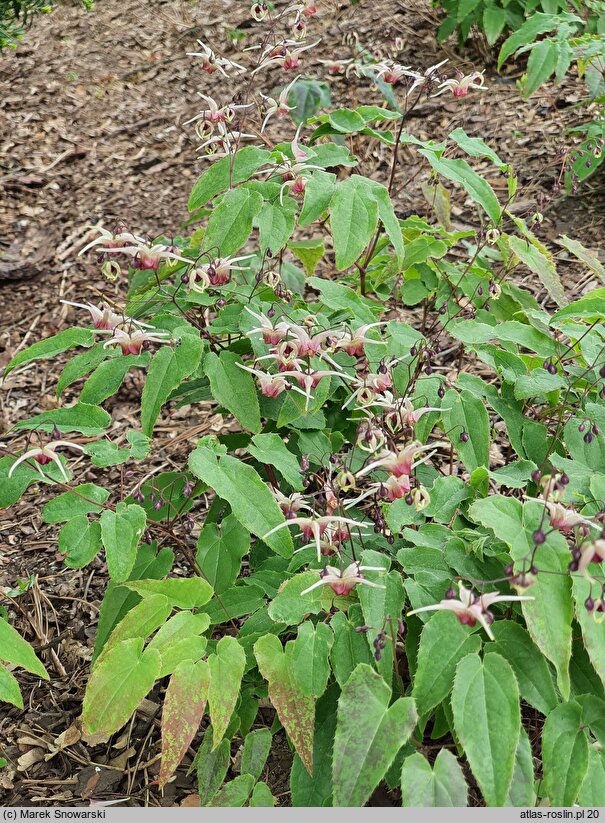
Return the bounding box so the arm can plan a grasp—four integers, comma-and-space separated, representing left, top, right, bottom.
254, 634, 315, 775
159, 660, 211, 789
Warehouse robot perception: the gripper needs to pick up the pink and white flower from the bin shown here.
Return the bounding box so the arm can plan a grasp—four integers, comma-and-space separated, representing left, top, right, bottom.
252, 40, 319, 74
260, 76, 300, 132
263, 515, 370, 561
407, 581, 534, 640
335, 322, 387, 357
8, 439, 85, 482
435, 71, 486, 98
578, 540, 605, 576
187, 41, 245, 77
60, 300, 150, 331
185, 94, 251, 127
99, 326, 171, 355
300, 561, 386, 597
244, 307, 291, 346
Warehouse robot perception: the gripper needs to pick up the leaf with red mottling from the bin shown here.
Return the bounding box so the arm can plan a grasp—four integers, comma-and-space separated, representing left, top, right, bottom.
208, 636, 245, 749
254, 634, 315, 775
159, 660, 211, 788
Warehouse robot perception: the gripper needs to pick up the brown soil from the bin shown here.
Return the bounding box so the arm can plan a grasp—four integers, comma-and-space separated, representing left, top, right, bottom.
0, 0, 603, 807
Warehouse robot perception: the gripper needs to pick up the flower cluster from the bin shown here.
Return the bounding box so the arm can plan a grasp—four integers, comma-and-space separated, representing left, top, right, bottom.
80, 225, 193, 271
407, 581, 534, 640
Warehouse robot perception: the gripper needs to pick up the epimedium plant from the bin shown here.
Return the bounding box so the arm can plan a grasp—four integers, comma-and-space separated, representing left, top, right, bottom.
2, 0, 605, 807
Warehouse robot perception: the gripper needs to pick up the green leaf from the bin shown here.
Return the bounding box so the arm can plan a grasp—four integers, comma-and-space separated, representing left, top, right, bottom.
483, 6, 507, 46
577, 694, 605, 749
486, 621, 558, 715
456, 0, 480, 21
194, 729, 229, 804
328, 108, 366, 133
267, 572, 324, 625
333, 664, 417, 806
442, 388, 490, 471
205, 351, 261, 433
307, 276, 378, 324
254, 633, 315, 775
359, 564, 403, 681
92, 544, 174, 662
471, 497, 573, 698
578, 748, 605, 806
256, 197, 297, 254
100, 502, 147, 582
299, 171, 336, 227
523, 39, 558, 97
248, 433, 304, 490
123, 577, 213, 609
289, 621, 334, 697
0, 619, 48, 679
413, 611, 482, 718
4, 327, 95, 376
558, 235, 605, 283
13, 403, 111, 436
42, 483, 109, 523
365, 180, 404, 264
159, 659, 210, 788
401, 750, 468, 806
449, 128, 506, 170
447, 318, 557, 354
241, 728, 272, 781
141, 331, 203, 436
330, 611, 373, 686
84, 440, 130, 468
498, 13, 560, 68
201, 584, 266, 625
451, 652, 520, 806
424, 476, 470, 523
147, 611, 209, 678
420, 153, 501, 224
209, 775, 255, 807
0, 665, 23, 708
188, 146, 271, 210
56, 343, 108, 397
573, 576, 605, 688
80, 354, 148, 405
552, 289, 605, 321
489, 460, 537, 489
96, 594, 171, 664
542, 701, 589, 805
329, 177, 378, 270
249, 782, 275, 807
287, 238, 325, 277
196, 514, 249, 594
507, 234, 567, 307
208, 636, 245, 747
506, 727, 535, 806
203, 187, 263, 257
58, 516, 102, 568
82, 638, 161, 735
147, 610, 209, 673
402, 235, 448, 268
289, 78, 331, 125
189, 444, 293, 557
